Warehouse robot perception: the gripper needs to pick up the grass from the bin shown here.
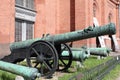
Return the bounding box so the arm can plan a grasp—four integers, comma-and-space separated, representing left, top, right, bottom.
83, 56, 112, 70
0, 70, 16, 80
58, 56, 112, 80
103, 64, 120, 80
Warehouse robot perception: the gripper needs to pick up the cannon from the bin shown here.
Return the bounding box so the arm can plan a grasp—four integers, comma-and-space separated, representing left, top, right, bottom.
61, 49, 90, 69
89, 47, 112, 57
61, 47, 90, 62
71, 47, 112, 57
2, 23, 116, 77
0, 60, 40, 80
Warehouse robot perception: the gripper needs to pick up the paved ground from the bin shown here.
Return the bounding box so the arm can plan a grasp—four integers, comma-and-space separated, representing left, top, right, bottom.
109, 51, 120, 57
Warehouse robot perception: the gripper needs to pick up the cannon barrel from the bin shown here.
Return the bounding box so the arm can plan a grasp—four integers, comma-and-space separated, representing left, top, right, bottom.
71, 47, 112, 57
89, 47, 112, 56
10, 23, 116, 52
62, 49, 90, 62
0, 60, 40, 80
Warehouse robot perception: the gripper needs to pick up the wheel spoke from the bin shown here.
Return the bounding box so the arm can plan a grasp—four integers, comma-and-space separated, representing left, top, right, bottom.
41, 63, 44, 75
43, 61, 52, 71
34, 63, 39, 67
39, 45, 43, 54
61, 47, 66, 53
46, 61, 53, 69
60, 58, 67, 66
32, 48, 40, 56
44, 48, 50, 54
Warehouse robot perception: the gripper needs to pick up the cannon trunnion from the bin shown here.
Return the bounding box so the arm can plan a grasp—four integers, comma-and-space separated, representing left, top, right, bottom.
2, 23, 116, 77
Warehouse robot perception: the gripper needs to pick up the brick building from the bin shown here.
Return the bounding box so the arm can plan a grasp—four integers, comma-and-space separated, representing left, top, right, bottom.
0, 0, 120, 57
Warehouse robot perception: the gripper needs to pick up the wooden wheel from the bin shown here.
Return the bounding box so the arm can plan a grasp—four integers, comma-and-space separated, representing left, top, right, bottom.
58, 43, 72, 71
26, 40, 58, 77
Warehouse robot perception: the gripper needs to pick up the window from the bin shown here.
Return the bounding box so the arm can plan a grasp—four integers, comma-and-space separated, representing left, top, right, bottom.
15, 19, 34, 42
16, 0, 24, 6
26, 22, 34, 40
15, 20, 22, 42
15, 0, 34, 10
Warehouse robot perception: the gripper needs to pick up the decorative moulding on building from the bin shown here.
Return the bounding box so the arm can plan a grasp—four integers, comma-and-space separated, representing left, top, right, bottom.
15, 5, 36, 22
110, 0, 120, 5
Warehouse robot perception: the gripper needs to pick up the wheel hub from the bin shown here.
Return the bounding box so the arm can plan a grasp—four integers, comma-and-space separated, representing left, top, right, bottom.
37, 54, 44, 63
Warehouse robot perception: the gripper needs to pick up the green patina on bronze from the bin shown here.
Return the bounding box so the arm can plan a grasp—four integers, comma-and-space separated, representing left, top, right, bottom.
62, 49, 90, 62
71, 47, 112, 57
0, 60, 40, 80
88, 47, 112, 56
10, 23, 116, 52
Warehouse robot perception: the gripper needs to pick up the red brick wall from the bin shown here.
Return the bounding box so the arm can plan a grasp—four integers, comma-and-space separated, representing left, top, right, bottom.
56, 0, 70, 33
34, 0, 71, 38
34, 0, 46, 38
0, 0, 15, 43
34, 0, 58, 38
0, 0, 15, 57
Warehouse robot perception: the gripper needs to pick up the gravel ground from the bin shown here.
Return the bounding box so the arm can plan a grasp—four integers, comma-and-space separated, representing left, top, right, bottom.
37, 72, 64, 80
